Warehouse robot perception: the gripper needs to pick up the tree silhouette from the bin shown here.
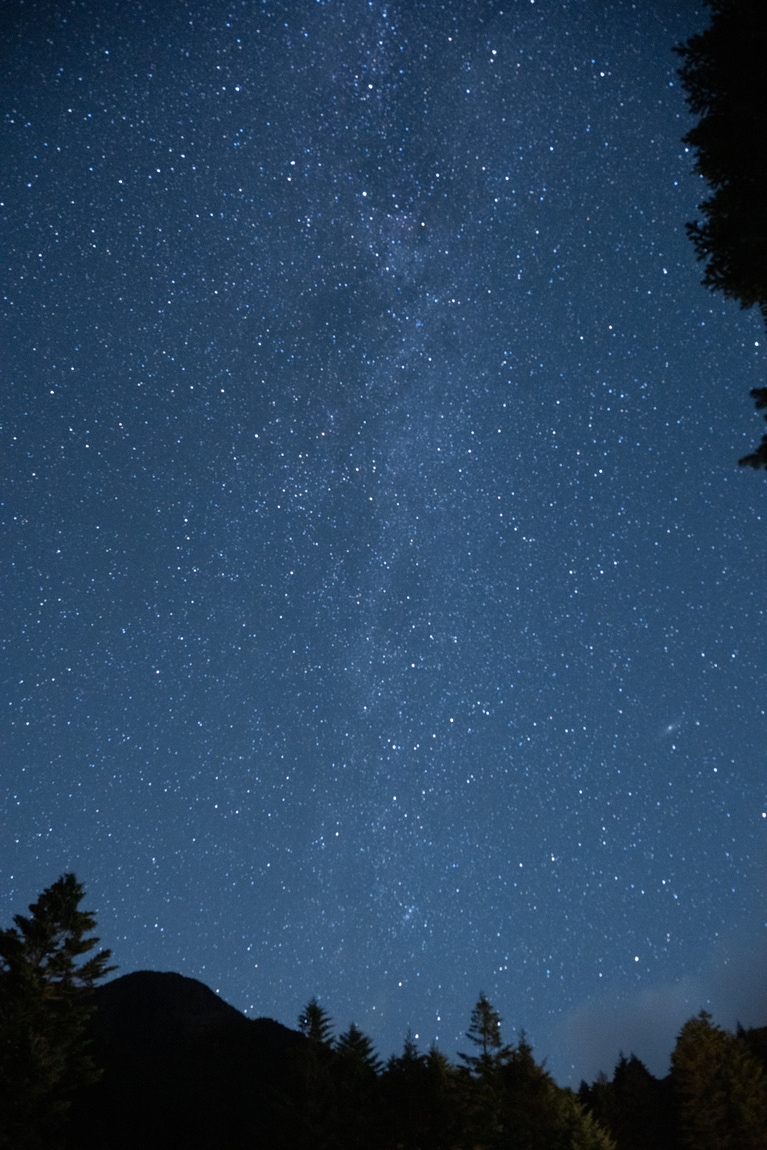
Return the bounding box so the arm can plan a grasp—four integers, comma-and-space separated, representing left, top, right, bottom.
0, 874, 115, 1150
738, 387, 767, 469
333, 1023, 382, 1149
335, 1022, 382, 1075
671, 1010, 767, 1150
297, 997, 334, 1046
677, 0, 767, 317
580, 1054, 676, 1150
459, 991, 511, 1074
676, 0, 767, 468
381, 1035, 444, 1150
458, 995, 512, 1147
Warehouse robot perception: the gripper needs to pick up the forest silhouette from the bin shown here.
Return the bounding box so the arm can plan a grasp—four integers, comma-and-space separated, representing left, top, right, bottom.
1, 874, 766, 1150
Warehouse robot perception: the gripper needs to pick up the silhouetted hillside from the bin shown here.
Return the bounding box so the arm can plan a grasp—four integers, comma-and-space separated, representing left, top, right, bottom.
68, 971, 304, 1150
59, 970, 767, 1150
92, 970, 252, 1044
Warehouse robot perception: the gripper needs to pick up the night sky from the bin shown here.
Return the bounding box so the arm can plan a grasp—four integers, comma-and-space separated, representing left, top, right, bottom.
3, 0, 766, 1085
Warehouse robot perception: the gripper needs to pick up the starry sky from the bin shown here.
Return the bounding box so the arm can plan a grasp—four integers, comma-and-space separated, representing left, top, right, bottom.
3, 0, 766, 1085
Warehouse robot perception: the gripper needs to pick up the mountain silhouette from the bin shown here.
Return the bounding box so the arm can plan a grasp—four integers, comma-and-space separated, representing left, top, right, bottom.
69, 971, 303, 1150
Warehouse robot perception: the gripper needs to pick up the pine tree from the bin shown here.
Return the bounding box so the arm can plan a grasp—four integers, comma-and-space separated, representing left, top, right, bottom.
284, 998, 340, 1148
0, 873, 115, 1150
382, 1039, 461, 1150
495, 1038, 616, 1150
459, 991, 511, 1074
382, 1034, 427, 1149
333, 1024, 383, 1149
561, 1091, 617, 1150
675, 0, 767, 468
676, 0, 767, 320
610, 1053, 676, 1150
671, 1010, 767, 1150
335, 1022, 382, 1075
457, 994, 513, 1147
423, 1046, 464, 1148
298, 996, 334, 1046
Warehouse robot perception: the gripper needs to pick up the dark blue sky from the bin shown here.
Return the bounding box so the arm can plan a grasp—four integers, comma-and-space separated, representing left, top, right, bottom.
3, 0, 766, 1084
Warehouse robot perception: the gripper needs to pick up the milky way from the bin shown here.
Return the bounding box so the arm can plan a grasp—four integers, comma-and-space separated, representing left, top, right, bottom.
3, 0, 766, 1083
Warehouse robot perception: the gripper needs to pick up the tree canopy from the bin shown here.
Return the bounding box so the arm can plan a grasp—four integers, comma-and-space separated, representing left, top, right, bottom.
0, 873, 115, 1150
671, 1010, 767, 1150
676, 0, 767, 467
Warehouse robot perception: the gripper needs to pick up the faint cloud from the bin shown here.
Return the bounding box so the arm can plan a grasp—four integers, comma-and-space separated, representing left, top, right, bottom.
550, 928, 767, 1084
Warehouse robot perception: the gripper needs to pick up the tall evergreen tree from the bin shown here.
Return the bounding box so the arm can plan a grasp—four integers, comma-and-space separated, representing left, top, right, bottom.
381, 1034, 429, 1150
298, 997, 334, 1046
0, 874, 115, 1150
676, 0, 767, 468
676, 0, 767, 319
457, 994, 513, 1147
496, 1038, 616, 1150
280, 999, 340, 1150
580, 1054, 675, 1150
671, 1010, 767, 1150
333, 1024, 382, 1150
382, 1040, 465, 1150
459, 992, 511, 1074
422, 1045, 464, 1150
335, 1022, 382, 1075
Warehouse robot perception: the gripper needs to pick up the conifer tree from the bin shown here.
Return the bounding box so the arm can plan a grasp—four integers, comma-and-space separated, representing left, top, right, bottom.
333, 1024, 383, 1149
382, 1039, 463, 1150
676, 0, 767, 468
335, 1022, 382, 1075
0, 873, 115, 1150
381, 1034, 428, 1149
676, 0, 767, 320
491, 1030, 617, 1150
457, 994, 513, 1147
298, 996, 334, 1046
671, 1010, 767, 1150
459, 991, 511, 1074
283, 1000, 338, 1150
610, 1053, 676, 1150
424, 1045, 465, 1148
